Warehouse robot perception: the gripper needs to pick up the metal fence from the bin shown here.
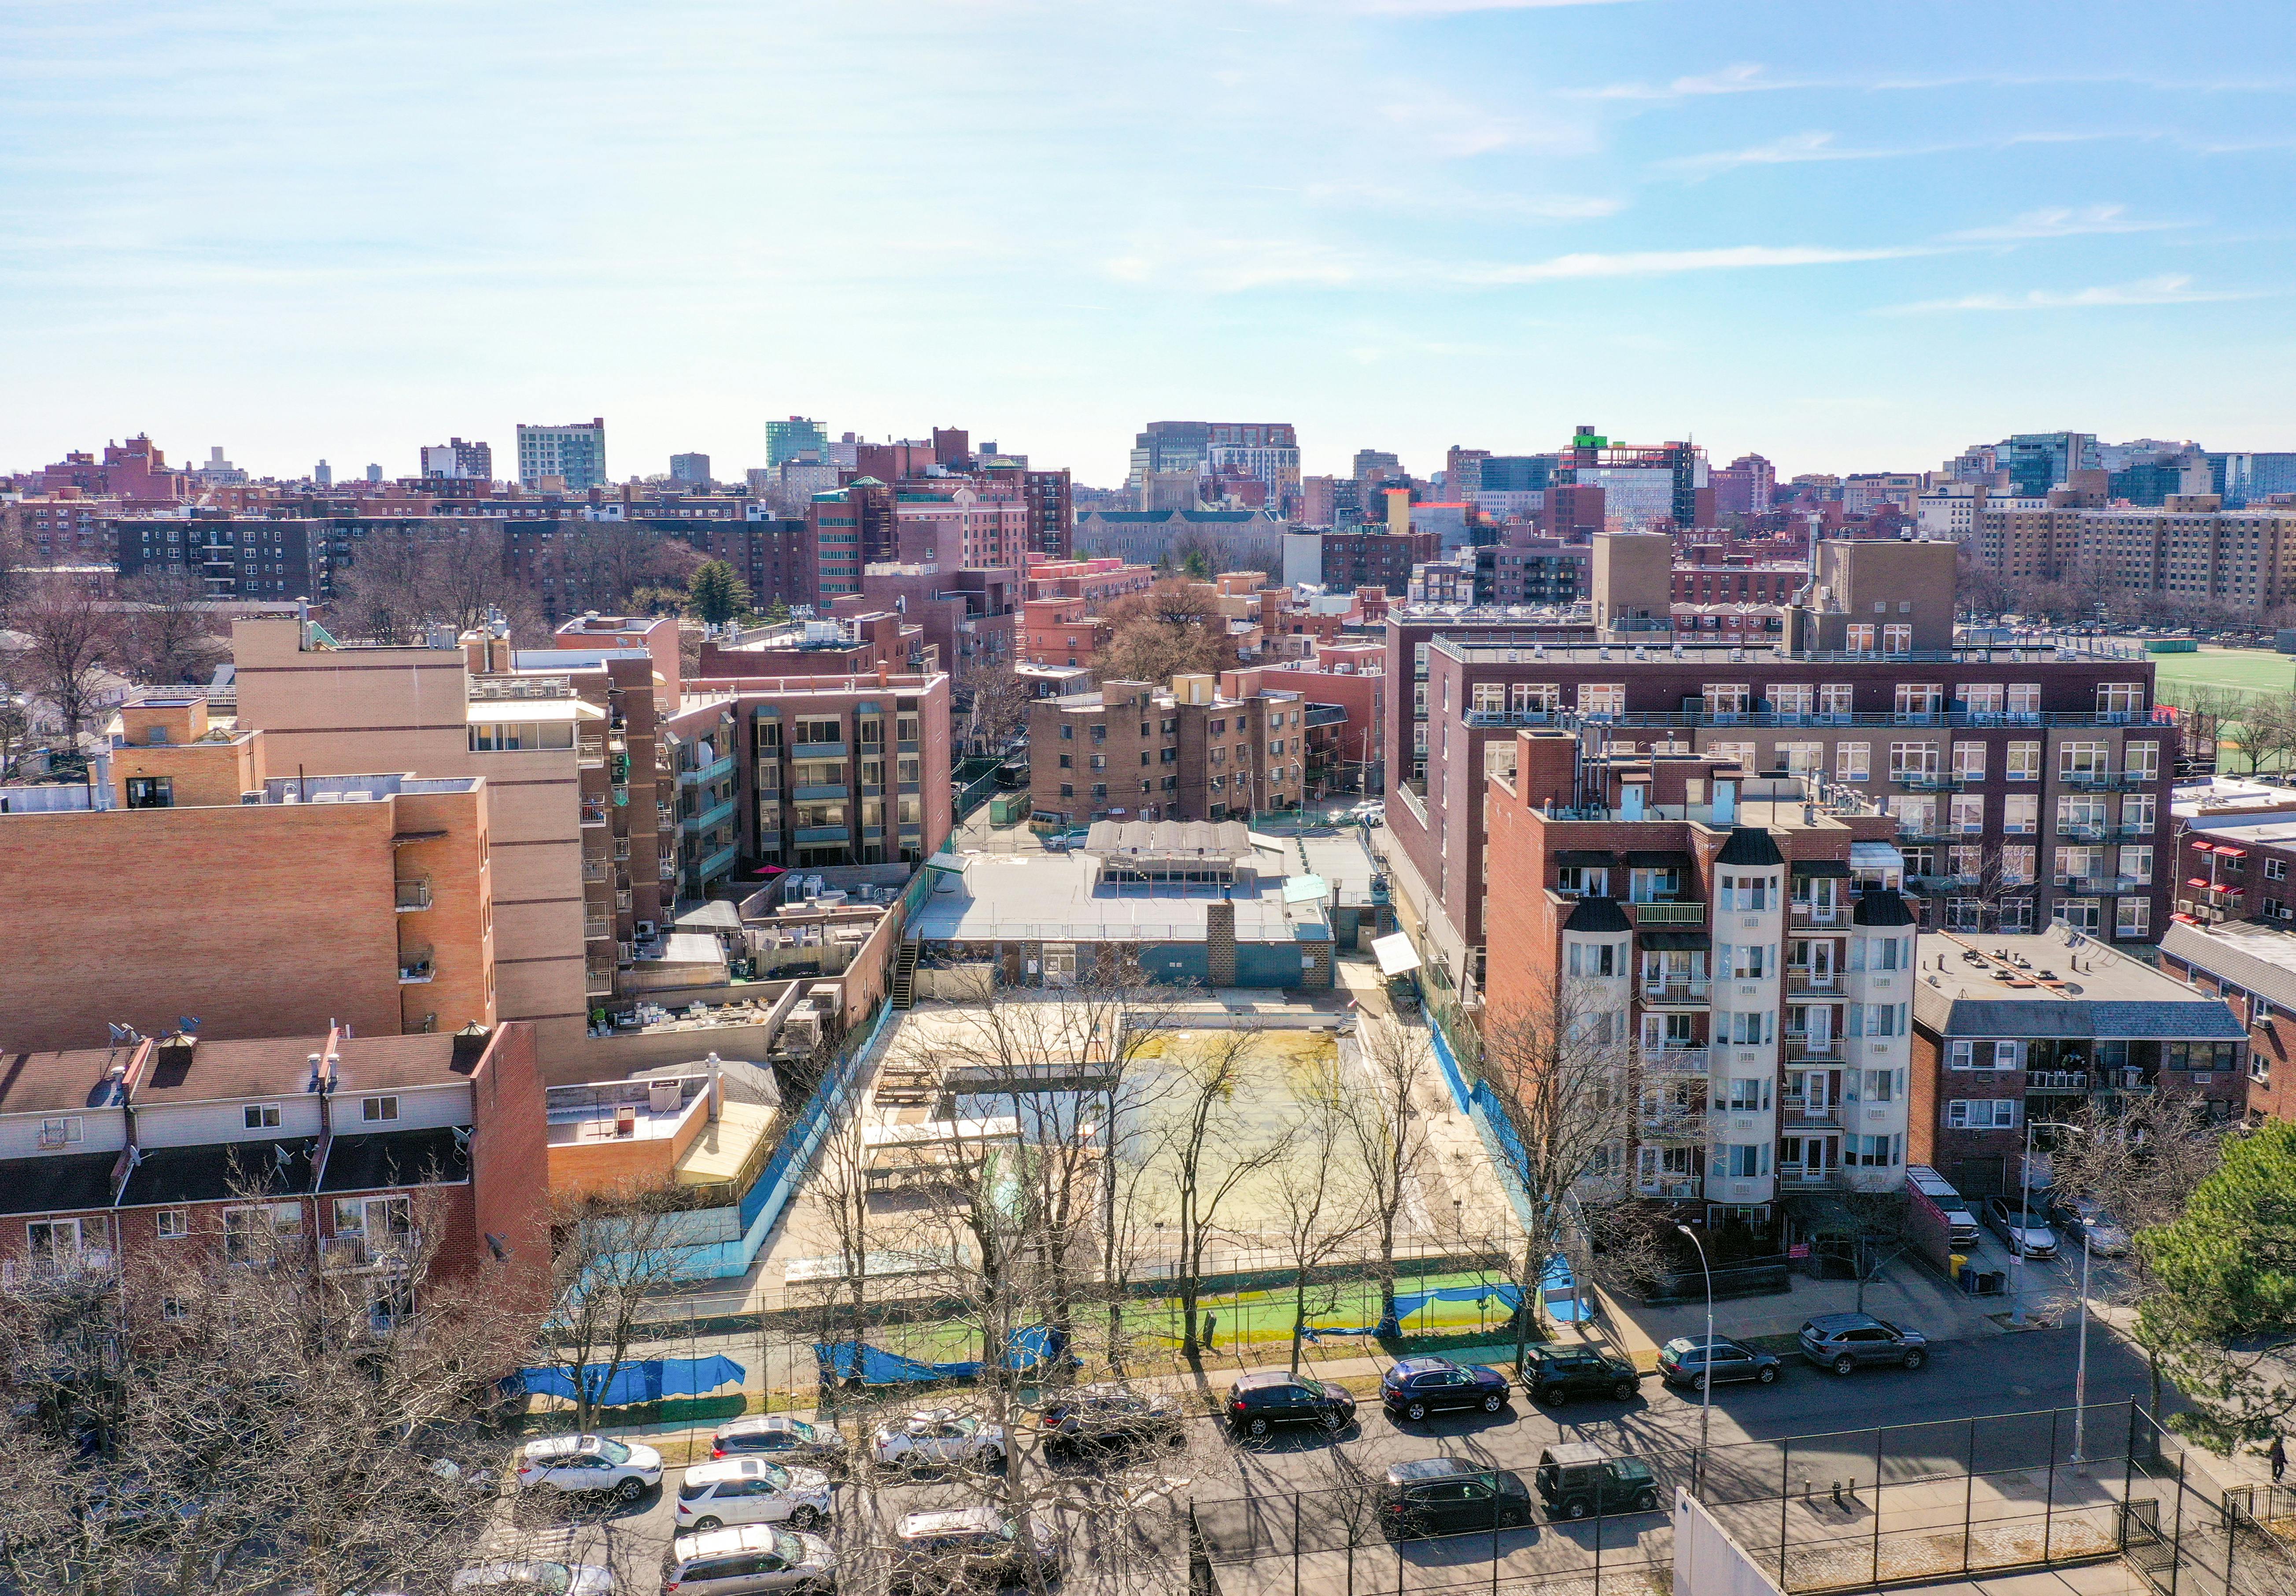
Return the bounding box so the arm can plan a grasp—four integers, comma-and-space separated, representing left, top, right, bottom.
2123, 1407, 2296, 1596
1188, 1400, 2153, 1596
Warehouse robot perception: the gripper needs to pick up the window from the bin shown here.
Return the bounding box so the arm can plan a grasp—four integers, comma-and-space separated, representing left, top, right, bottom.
2119, 845, 2153, 884
1702, 683, 1750, 715
156, 1208, 189, 1240
1718, 872, 1772, 912
1847, 1133, 1902, 1167
2122, 794, 2156, 835
1836, 743, 1870, 781
124, 776, 174, 809
1817, 683, 1854, 716
1555, 865, 1609, 897
1947, 1099, 2020, 1130
2001, 845, 2036, 884
2268, 857, 2290, 882
1960, 683, 2004, 714
1890, 742, 1940, 780
361, 1095, 399, 1123
2097, 683, 2145, 716
2006, 742, 2040, 781
1566, 942, 1617, 977
2115, 898, 2152, 938
2007, 684, 2041, 716
1724, 1009, 1774, 1046
1895, 683, 1943, 716
333, 1195, 411, 1239
1725, 1077, 1771, 1111
1719, 1143, 1771, 1178
223, 1203, 303, 1264
2060, 741, 2108, 780
1948, 1040, 1974, 1069
2003, 794, 2038, 834
1769, 683, 1812, 715
1846, 624, 1876, 652
2054, 898, 2102, 932
2126, 742, 2159, 781
1947, 794, 1985, 835
1579, 683, 1624, 715
1472, 683, 1506, 715
37, 1116, 82, 1147
1726, 943, 1771, 979
244, 1103, 282, 1130
1849, 1002, 1906, 1037
1883, 624, 1911, 654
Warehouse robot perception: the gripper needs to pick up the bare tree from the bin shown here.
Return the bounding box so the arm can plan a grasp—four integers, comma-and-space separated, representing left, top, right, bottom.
115, 565, 226, 685
1, 571, 118, 739
332, 521, 542, 645
956, 657, 1031, 754
539, 1182, 700, 1434
1163, 1028, 1296, 1357
1342, 1016, 1436, 1328
2044, 1094, 2229, 1424
1271, 1049, 1377, 1374
0, 1180, 529, 1596
1473, 973, 1637, 1367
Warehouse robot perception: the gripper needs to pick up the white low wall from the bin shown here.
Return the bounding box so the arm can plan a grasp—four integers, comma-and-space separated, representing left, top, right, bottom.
1674, 1487, 1785, 1596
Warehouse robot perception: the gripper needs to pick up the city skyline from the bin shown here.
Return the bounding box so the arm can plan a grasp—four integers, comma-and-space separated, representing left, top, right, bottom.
5, 1, 2293, 484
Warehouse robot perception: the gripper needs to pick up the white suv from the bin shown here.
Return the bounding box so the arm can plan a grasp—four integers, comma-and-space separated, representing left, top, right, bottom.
673, 1459, 833, 1533
870, 1409, 1007, 1469
513, 1435, 663, 1502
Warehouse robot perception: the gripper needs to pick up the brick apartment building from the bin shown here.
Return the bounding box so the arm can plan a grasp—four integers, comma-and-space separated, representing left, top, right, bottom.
1321, 530, 1438, 592
1483, 739, 1915, 1214
1026, 674, 1308, 829
737, 672, 954, 871
2159, 917, 2296, 1122
2172, 813, 2296, 927
1908, 926, 2249, 1196
0, 1023, 548, 1312
0, 689, 495, 1055
1385, 536, 2175, 998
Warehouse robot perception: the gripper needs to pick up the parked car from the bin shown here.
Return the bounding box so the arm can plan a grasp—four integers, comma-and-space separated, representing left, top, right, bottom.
2046, 1194, 2132, 1257
673, 1459, 833, 1533
1520, 1345, 1640, 1406
662, 1526, 836, 1596
1531, 1443, 1661, 1520
1656, 1337, 1782, 1392
1982, 1196, 2060, 1259
1225, 1372, 1356, 1439
1381, 1356, 1513, 1421
709, 1415, 847, 1467
1035, 1382, 1185, 1456
870, 1408, 1007, 1470
1798, 1313, 1929, 1375
887, 1506, 1059, 1593
513, 1435, 663, 1502
426, 1456, 503, 1502
451, 1563, 613, 1596
1379, 1458, 1534, 1539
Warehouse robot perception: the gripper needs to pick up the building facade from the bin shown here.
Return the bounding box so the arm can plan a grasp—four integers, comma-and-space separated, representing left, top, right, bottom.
516, 419, 608, 491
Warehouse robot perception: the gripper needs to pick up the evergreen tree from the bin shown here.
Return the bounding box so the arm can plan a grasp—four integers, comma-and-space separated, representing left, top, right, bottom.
686, 560, 754, 625
2139, 1119, 2296, 1451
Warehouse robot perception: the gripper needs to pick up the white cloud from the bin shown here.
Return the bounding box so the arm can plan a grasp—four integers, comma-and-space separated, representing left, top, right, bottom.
1337, 0, 1639, 12
1454, 242, 1949, 285
1949, 204, 2184, 241
1878, 273, 2262, 314
1567, 63, 1784, 101
1660, 130, 1933, 177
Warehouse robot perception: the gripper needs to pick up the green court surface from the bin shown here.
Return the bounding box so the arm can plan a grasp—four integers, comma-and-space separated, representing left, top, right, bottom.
1133, 1270, 1519, 1349
2138, 644, 2296, 700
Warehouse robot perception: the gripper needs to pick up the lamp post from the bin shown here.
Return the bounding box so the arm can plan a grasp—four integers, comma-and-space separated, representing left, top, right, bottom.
2025, 1119, 2093, 1471
1676, 1223, 1715, 1486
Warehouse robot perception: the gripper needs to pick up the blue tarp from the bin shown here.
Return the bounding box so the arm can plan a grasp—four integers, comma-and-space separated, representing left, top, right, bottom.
816, 1326, 1074, 1387
520, 1355, 745, 1407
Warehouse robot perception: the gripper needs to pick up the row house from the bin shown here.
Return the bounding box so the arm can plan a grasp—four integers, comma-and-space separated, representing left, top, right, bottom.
1483, 738, 1916, 1220
0, 1025, 547, 1315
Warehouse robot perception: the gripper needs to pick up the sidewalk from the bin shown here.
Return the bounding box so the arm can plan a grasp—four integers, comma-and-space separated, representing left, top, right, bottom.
1595, 1260, 2006, 1367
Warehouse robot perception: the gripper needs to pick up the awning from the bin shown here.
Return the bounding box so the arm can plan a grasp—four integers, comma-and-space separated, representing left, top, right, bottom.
2216, 847, 2247, 858
1552, 850, 1615, 868
1628, 851, 1692, 870
2188, 877, 2211, 889
1791, 860, 1852, 878
1639, 931, 1711, 950
1850, 841, 1905, 870
2191, 842, 2215, 853
1373, 933, 1423, 978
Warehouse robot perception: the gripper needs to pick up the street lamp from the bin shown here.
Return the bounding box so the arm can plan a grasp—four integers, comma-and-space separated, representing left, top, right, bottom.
1675, 1223, 1715, 1486
2025, 1119, 2093, 1471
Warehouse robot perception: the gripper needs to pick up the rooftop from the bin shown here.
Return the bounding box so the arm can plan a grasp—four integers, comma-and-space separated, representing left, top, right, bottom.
1913, 927, 2247, 1041
910, 850, 1318, 944
2173, 774, 2296, 821
2172, 813, 2296, 850
2160, 919, 2296, 1014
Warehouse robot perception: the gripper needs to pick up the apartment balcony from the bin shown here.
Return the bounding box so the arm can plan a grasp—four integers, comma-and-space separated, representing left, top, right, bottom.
580, 798, 609, 828
1783, 1034, 1842, 1063
616, 889, 634, 913
394, 878, 432, 912
2028, 1069, 2091, 1093
397, 951, 435, 984
791, 740, 848, 761
794, 825, 850, 845
585, 963, 616, 998
2055, 874, 2142, 895
792, 783, 849, 802
1895, 772, 1967, 793
320, 1231, 423, 1273
1640, 979, 1710, 1006
1637, 1046, 1710, 1075
1, 1251, 120, 1288
584, 913, 613, 941
678, 753, 737, 787
2060, 770, 2154, 792
612, 838, 631, 862
1895, 826, 1949, 846
698, 842, 739, 881
2054, 823, 2111, 842
576, 740, 606, 770
683, 796, 738, 834
1788, 902, 1846, 928
1907, 873, 1981, 894
1634, 1178, 1704, 1201
1638, 1105, 1708, 1140
1784, 967, 1840, 994
582, 857, 609, 883
1777, 1167, 1846, 1193
659, 854, 678, 881
1628, 901, 1706, 927
1780, 1095, 1843, 1128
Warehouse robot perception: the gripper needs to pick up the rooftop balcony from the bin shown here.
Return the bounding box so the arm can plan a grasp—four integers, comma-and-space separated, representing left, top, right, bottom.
321, 1230, 423, 1273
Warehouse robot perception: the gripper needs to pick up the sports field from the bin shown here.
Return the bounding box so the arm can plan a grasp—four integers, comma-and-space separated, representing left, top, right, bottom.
2138, 643, 2296, 701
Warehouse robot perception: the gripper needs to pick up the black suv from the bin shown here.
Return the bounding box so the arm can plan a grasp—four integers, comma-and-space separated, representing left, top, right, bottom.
1379, 1458, 1533, 1539
1521, 1345, 1640, 1405
1798, 1313, 1928, 1375
1532, 1443, 1661, 1521
1225, 1373, 1355, 1440
1381, 1357, 1513, 1422
1036, 1383, 1185, 1457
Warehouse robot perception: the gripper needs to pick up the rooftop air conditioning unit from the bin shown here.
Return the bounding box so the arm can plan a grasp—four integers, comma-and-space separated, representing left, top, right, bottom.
635, 920, 658, 938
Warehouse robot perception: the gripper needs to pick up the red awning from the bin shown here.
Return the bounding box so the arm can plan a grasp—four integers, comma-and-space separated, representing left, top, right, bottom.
2187, 877, 2211, 888
2217, 846, 2248, 858
2191, 842, 2214, 853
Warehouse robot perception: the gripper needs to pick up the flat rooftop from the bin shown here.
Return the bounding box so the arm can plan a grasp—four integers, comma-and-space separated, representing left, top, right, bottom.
2159, 917, 2296, 1011
2173, 813, 2296, 849
911, 852, 1316, 943
1914, 926, 2248, 1041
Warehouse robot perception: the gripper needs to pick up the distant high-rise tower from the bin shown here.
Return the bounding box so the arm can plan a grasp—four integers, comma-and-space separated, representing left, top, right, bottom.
421, 437, 493, 481
765, 417, 829, 469
314, 460, 332, 487
517, 418, 607, 490
365, 463, 384, 484
670, 452, 712, 487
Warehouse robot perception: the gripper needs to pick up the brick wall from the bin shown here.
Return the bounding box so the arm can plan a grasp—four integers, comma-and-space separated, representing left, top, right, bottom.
468, 1021, 550, 1309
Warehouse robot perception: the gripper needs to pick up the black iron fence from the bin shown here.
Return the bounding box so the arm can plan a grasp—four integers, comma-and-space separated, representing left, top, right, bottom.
2124, 1407, 2296, 1596
1188, 1399, 2154, 1596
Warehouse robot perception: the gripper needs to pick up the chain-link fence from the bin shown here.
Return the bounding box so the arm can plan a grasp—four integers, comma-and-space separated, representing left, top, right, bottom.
1187, 1399, 2155, 1596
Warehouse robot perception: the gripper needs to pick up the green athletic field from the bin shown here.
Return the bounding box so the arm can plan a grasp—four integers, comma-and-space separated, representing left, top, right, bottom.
2140, 644, 2296, 701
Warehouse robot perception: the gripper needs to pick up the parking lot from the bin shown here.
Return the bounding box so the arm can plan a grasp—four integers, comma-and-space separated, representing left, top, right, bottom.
481, 1245, 2163, 1594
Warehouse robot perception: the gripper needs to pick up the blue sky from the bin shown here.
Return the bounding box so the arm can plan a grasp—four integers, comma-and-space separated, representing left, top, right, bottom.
4, 0, 2293, 486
